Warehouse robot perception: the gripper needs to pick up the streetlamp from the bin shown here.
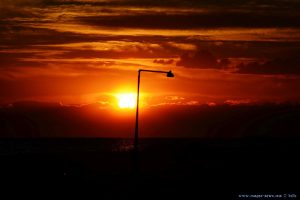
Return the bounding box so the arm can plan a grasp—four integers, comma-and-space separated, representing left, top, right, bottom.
134, 69, 174, 155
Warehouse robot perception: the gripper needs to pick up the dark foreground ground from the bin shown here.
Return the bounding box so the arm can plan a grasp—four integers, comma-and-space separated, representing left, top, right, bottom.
0, 138, 299, 199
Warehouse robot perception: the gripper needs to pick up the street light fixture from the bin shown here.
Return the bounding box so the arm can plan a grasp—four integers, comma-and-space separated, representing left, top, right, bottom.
134, 69, 175, 155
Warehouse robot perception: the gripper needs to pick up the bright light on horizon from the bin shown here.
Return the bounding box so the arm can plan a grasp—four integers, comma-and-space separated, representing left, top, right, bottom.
116, 93, 137, 109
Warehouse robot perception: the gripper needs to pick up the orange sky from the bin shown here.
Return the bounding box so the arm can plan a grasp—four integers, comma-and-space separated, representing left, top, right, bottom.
1, 0, 300, 107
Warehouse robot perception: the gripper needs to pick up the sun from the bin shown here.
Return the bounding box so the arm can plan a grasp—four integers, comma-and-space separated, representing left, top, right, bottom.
116, 93, 136, 109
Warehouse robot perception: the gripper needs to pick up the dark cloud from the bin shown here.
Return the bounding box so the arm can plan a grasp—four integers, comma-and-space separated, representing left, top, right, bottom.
236, 57, 300, 75
35, 0, 300, 11
176, 49, 230, 69
0, 26, 100, 46
78, 12, 300, 30
0, 52, 45, 68
3, 0, 300, 29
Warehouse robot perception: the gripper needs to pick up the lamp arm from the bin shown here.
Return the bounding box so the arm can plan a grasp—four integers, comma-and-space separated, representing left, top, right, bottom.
139, 69, 170, 74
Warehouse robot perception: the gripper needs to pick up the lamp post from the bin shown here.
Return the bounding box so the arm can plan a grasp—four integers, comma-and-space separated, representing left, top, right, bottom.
134, 69, 174, 155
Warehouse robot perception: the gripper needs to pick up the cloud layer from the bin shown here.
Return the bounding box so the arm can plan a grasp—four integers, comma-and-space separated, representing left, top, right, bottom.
236, 57, 300, 75
0, 0, 300, 104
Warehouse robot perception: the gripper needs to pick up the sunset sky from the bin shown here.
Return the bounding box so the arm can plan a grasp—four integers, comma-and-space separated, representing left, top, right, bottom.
1, 0, 300, 107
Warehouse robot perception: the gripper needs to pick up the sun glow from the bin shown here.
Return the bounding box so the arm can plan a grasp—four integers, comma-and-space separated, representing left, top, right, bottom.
116, 93, 137, 109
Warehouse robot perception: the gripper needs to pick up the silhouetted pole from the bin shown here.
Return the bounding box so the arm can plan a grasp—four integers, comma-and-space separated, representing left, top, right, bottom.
133, 69, 174, 155
134, 70, 141, 156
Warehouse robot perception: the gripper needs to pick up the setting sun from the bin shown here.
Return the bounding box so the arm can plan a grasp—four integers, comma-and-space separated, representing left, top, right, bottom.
116, 93, 137, 109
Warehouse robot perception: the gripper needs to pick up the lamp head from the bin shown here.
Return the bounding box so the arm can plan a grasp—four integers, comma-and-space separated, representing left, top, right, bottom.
166, 70, 174, 78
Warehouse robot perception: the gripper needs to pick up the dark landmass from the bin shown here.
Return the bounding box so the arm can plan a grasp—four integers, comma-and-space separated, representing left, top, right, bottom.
0, 138, 299, 199
0, 102, 299, 198
0, 101, 300, 138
